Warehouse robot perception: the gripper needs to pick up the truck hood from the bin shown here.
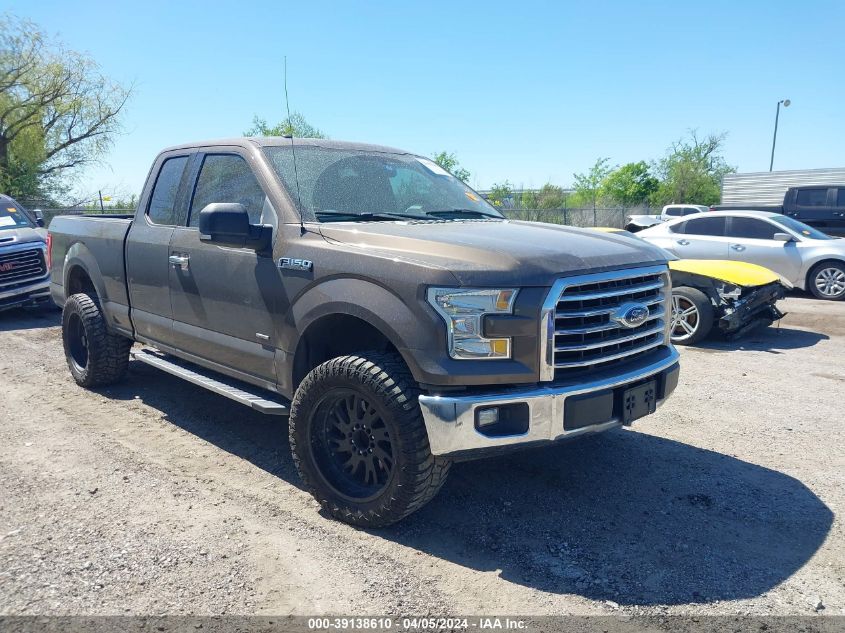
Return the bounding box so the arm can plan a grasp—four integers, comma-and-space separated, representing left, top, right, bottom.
318, 219, 668, 285
0, 226, 47, 246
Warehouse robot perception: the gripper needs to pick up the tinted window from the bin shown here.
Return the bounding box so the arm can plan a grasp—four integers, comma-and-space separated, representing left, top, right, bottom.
190, 154, 266, 226
147, 156, 188, 225
682, 216, 726, 236
796, 188, 828, 207
837, 188, 845, 207
682, 207, 702, 216
727, 217, 778, 240
665, 207, 682, 216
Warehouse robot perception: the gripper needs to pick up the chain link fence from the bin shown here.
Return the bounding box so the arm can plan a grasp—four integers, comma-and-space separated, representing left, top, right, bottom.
501, 207, 648, 229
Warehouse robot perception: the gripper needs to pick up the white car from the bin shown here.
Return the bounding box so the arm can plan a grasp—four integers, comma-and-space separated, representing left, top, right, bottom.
625, 204, 708, 232
638, 210, 845, 300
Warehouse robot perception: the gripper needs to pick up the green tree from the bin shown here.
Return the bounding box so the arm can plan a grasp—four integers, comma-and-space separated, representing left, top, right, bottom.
0, 14, 131, 201
600, 161, 659, 206
432, 151, 470, 183
572, 157, 613, 210
487, 180, 512, 207
651, 130, 735, 206
245, 112, 326, 138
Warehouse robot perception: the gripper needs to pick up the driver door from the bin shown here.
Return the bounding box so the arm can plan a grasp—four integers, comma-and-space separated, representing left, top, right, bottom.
724, 216, 804, 284
168, 151, 281, 384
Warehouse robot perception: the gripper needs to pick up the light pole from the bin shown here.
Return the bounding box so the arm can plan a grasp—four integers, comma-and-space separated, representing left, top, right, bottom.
769, 99, 791, 171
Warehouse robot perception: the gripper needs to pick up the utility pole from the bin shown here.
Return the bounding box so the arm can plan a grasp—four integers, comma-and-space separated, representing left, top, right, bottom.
769, 99, 791, 171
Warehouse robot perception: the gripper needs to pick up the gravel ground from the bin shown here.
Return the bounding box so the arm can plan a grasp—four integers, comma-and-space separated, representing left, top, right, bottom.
0, 294, 843, 617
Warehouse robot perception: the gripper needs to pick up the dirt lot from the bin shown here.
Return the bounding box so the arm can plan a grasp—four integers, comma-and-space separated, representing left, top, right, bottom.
1, 294, 843, 617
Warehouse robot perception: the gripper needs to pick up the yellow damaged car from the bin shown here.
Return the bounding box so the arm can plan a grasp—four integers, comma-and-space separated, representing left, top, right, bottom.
593, 228, 789, 345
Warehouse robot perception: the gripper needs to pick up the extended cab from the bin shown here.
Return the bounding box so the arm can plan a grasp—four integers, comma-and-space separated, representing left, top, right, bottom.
713, 185, 845, 237
0, 194, 51, 312
49, 138, 680, 526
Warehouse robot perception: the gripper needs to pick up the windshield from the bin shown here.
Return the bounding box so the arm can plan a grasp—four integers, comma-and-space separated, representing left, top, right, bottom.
770, 214, 835, 240
263, 146, 503, 222
0, 201, 34, 230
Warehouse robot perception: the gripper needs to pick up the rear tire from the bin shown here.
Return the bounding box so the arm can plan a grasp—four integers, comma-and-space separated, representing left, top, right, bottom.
808, 261, 845, 300
670, 287, 714, 345
289, 351, 451, 527
62, 293, 132, 387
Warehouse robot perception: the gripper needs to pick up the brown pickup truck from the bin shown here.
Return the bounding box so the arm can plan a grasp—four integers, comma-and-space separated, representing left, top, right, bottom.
48, 137, 680, 526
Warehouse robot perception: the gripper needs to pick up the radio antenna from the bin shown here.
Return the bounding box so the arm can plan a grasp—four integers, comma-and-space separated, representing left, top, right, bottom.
284, 56, 305, 234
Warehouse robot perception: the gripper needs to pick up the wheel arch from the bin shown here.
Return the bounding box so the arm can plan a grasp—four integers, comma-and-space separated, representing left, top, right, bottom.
805, 257, 845, 289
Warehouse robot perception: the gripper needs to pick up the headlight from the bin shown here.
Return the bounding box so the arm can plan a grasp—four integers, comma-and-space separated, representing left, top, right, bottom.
427, 288, 518, 360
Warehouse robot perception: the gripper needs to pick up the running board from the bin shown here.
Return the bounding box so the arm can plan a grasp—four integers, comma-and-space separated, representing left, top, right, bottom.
131, 349, 289, 415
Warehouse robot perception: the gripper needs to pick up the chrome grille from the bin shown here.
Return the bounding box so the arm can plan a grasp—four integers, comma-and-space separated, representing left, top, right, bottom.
541, 266, 671, 380
0, 247, 47, 287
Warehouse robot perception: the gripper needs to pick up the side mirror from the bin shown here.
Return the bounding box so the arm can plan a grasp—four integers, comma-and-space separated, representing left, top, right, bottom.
34, 209, 45, 228
773, 232, 794, 243
198, 203, 271, 251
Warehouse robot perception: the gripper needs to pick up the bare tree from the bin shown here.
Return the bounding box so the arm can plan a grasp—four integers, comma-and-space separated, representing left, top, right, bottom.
0, 14, 131, 199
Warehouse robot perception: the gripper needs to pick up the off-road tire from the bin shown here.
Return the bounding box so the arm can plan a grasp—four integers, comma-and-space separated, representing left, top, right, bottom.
807, 261, 845, 301
289, 351, 451, 527
62, 293, 133, 387
670, 286, 714, 345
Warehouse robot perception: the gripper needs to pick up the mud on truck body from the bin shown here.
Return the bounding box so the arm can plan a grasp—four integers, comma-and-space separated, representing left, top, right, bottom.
48, 138, 680, 526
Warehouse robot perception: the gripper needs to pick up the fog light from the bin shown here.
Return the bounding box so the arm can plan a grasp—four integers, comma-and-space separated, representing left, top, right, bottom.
476, 407, 500, 428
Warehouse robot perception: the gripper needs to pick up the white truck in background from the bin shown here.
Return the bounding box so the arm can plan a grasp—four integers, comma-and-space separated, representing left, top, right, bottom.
625, 204, 708, 232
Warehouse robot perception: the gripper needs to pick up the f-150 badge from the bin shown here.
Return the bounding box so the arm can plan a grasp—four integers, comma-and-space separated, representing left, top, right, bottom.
278, 257, 313, 272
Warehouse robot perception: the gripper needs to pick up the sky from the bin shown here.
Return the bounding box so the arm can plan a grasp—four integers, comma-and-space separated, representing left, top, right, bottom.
8, 0, 845, 202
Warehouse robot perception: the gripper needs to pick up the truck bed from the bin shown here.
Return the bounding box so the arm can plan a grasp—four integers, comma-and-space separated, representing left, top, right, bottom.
48, 214, 133, 315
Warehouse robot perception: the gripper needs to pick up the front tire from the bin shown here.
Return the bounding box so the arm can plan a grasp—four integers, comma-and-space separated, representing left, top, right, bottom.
289, 352, 451, 527
808, 261, 845, 300
62, 293, 132, 387
670, 287, 714, 345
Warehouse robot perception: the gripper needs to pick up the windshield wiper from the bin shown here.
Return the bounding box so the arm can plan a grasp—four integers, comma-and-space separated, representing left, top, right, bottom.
424, 208, 503, 219
315, 210, 428, 222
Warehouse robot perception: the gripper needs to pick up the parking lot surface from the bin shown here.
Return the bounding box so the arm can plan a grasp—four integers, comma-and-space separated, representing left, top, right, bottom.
1, 295, 843, 616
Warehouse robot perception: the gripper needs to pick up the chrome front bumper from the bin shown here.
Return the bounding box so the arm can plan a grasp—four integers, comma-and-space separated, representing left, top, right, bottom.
418, 346, 680, 458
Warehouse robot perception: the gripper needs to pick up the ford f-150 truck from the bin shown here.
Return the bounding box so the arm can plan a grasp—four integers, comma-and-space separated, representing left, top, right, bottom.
0, 194, 51, 311
49, 137, 680, 526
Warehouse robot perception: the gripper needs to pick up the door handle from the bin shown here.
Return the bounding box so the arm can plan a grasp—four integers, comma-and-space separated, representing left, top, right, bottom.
730, 244, 746, 252
676, 239, 690, 246
168, 254, 190, 270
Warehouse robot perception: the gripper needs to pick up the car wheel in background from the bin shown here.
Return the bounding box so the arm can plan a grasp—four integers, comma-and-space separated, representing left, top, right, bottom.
808, 262, 845, 301
670, 287, 714, 345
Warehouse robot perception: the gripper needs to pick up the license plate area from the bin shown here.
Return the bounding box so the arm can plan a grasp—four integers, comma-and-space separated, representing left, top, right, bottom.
619, 379, 657, 425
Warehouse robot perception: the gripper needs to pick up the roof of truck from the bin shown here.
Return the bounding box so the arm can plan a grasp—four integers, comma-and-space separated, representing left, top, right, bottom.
160, 137, 412, 155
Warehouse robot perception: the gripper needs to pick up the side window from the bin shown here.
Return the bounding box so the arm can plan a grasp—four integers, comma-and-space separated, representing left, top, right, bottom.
665, 207, 681, 217
668, 221, 685, 234
682, 207, 702, 216
147, 156, 188, 225
837, 188, 845, 207
683, 216, 726, 237
189, 154, 266, 227
795, 188, 828, 207
727, 217, 778, 240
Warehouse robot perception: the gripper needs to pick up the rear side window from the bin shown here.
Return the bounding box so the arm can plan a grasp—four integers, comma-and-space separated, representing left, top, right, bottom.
147, 156, 189, 225
682, 216, 726, 236
726, 217, 778, 240
682, 207, 702, 216
837, 188, 845, 207
189, 154, 266, 227
796, 188, 828, 207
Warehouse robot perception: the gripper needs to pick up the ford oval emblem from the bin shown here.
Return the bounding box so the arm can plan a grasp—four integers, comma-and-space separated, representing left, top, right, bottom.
612, 302, 650, 329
